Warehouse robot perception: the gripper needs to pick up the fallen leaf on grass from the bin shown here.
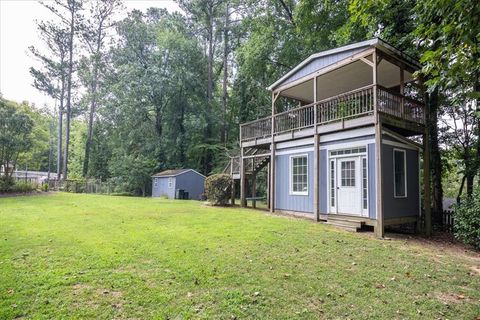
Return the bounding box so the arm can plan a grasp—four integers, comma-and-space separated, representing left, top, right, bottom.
375, 283, 386, 289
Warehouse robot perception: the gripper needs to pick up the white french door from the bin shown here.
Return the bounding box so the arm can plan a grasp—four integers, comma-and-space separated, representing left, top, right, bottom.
336, 157, 362, 215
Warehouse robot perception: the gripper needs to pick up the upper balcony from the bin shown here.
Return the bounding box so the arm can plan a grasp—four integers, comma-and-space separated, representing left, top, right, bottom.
240, 84, 424, 143
239, 38, 426, 146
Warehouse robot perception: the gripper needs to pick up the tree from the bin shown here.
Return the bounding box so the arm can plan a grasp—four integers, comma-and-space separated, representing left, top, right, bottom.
80, 0, 122, 178
416, 0, 480, 197
41, 0, 84, 180
0, 99, 34, 177
30, 20, 69, 179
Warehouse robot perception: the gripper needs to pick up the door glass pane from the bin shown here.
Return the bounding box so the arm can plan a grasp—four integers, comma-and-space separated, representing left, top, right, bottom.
341, 160, 355, 187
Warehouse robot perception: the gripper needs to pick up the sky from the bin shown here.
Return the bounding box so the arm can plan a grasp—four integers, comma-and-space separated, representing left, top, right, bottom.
0, 0, 181, 108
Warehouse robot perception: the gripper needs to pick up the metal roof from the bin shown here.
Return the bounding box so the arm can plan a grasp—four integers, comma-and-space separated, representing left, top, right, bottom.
267, 38, 421, 91
151, 169, 206, 178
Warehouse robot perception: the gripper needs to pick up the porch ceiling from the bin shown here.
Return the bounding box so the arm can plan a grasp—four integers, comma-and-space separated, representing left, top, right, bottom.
280, 58, 413, 103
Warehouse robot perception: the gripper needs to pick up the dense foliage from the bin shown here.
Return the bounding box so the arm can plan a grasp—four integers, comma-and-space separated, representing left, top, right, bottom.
453, 188, 480, 249
205, 173, 232, 205
1, 0, 477, 201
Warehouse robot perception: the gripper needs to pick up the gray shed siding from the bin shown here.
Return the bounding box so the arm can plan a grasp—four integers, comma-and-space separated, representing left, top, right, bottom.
175, 171, 205, 200
152, 177, 176, 198
381, 144, 419, 218
280, 47, 369, 87
275, 150, 314, 213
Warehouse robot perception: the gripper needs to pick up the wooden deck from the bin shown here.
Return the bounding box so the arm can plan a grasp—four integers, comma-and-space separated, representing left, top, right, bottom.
240, 85, 425, 146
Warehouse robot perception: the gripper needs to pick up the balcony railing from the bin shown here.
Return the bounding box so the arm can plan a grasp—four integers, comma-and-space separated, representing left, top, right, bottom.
240, 85, 424, 142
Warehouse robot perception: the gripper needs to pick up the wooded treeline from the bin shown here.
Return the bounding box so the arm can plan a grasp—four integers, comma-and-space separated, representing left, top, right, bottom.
7, 0, 479, 208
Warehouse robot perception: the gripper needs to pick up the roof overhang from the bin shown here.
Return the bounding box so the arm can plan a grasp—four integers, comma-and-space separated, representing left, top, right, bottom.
267, 38, 421, 92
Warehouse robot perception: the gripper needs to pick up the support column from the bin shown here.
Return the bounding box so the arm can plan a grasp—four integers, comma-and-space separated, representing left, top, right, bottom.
373, 49, 384, 238
269, 91, 277, 213
266, 162, 270, 209
424, 129, 432, 236
313, 75, 319, 221
240, 148, 246, 207
252, 172, 257, 209
269, 143, 276, 213
313, 134, 320, 221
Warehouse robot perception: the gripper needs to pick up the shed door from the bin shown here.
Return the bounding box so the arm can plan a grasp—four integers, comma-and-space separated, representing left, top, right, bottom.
336, 157, 361, 215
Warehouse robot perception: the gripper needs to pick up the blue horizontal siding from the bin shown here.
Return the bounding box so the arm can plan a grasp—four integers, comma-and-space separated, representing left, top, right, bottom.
275, 151, 314, 213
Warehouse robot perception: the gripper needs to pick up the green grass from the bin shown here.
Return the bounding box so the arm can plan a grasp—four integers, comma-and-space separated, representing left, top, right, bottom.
0, 193, 479, 319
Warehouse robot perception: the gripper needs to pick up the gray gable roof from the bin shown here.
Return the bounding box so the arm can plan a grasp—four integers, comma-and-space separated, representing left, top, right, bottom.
267, 38, 421, 91
151, 169, 205, 178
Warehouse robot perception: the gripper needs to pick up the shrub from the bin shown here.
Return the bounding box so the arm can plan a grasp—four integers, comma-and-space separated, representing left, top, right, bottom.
12, 181, 37, 193
204, 174, 232, 206
453, 189, 480, 250
0, 176, 15, 192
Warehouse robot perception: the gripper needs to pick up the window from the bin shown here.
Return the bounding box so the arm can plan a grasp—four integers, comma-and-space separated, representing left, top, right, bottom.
340, 160, 355, 187
330, 147, 366, 156
362, 157, 368, 209
290, 155, 308, 195
393, 149, 407, 197
168, 177, 173, 188
154, 178, 158, 187
330, 160, 335, 207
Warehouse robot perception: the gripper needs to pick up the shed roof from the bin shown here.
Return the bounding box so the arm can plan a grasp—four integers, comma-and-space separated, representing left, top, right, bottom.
151, 169, 205, 178
267, 38, 421, 91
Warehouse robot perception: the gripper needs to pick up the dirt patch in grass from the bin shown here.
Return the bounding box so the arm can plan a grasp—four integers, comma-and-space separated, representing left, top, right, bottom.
435, 292, 471, 304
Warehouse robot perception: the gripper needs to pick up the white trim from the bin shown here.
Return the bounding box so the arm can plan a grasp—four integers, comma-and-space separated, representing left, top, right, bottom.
382, 130, 422, 150
393, 148, 407, 198
320, 139, 375, 151
328, 158, 336, 213
289, 154, 309, 196
320, 127, 375, 143
383, 139, 418, 151
361, 155, 369, 216
276, 147, 313, 156
276, 137, 313, 149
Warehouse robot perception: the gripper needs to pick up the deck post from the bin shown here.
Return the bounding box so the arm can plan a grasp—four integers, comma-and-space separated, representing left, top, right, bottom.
373, 49, 384, 238
252, 158, 256, 208
313, 76, 320, 221
423, 121, 432, 236
230, 157, 235, 205
269, 91, 278, 213
240, 148, 246, 207
313, 134, 320, 221
266, 162, 270, 209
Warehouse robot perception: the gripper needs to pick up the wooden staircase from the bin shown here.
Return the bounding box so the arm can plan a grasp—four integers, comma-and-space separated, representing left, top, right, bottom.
326, 215, 365, 232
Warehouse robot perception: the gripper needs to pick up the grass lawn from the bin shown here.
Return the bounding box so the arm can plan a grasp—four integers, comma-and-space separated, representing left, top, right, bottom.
1, 193, 479, 319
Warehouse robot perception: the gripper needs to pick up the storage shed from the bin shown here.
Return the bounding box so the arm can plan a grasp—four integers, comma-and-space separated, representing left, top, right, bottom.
151, 169, 205, 200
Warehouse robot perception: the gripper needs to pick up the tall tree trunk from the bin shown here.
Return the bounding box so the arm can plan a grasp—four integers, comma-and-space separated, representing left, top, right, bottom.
57, 80, 65, 180
428, 89, 443, 224
63, 2, 76, 181
204, 2, 215, 174
83, 54, 100, 177
221, 3, 229, 145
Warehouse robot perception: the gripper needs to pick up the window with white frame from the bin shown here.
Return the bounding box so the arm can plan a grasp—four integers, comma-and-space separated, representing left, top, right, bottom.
154, 178, 158, 187
393, 149, 407, 197
168, 177, 173, 188
290, 155, 308, 195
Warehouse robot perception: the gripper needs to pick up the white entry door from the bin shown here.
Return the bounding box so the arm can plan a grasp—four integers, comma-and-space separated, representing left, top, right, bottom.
336, 157, 361, 215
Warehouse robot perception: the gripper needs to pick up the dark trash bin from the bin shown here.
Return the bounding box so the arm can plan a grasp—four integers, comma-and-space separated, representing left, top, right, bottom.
184, 192, 189, 200
175, 189, 184, 199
